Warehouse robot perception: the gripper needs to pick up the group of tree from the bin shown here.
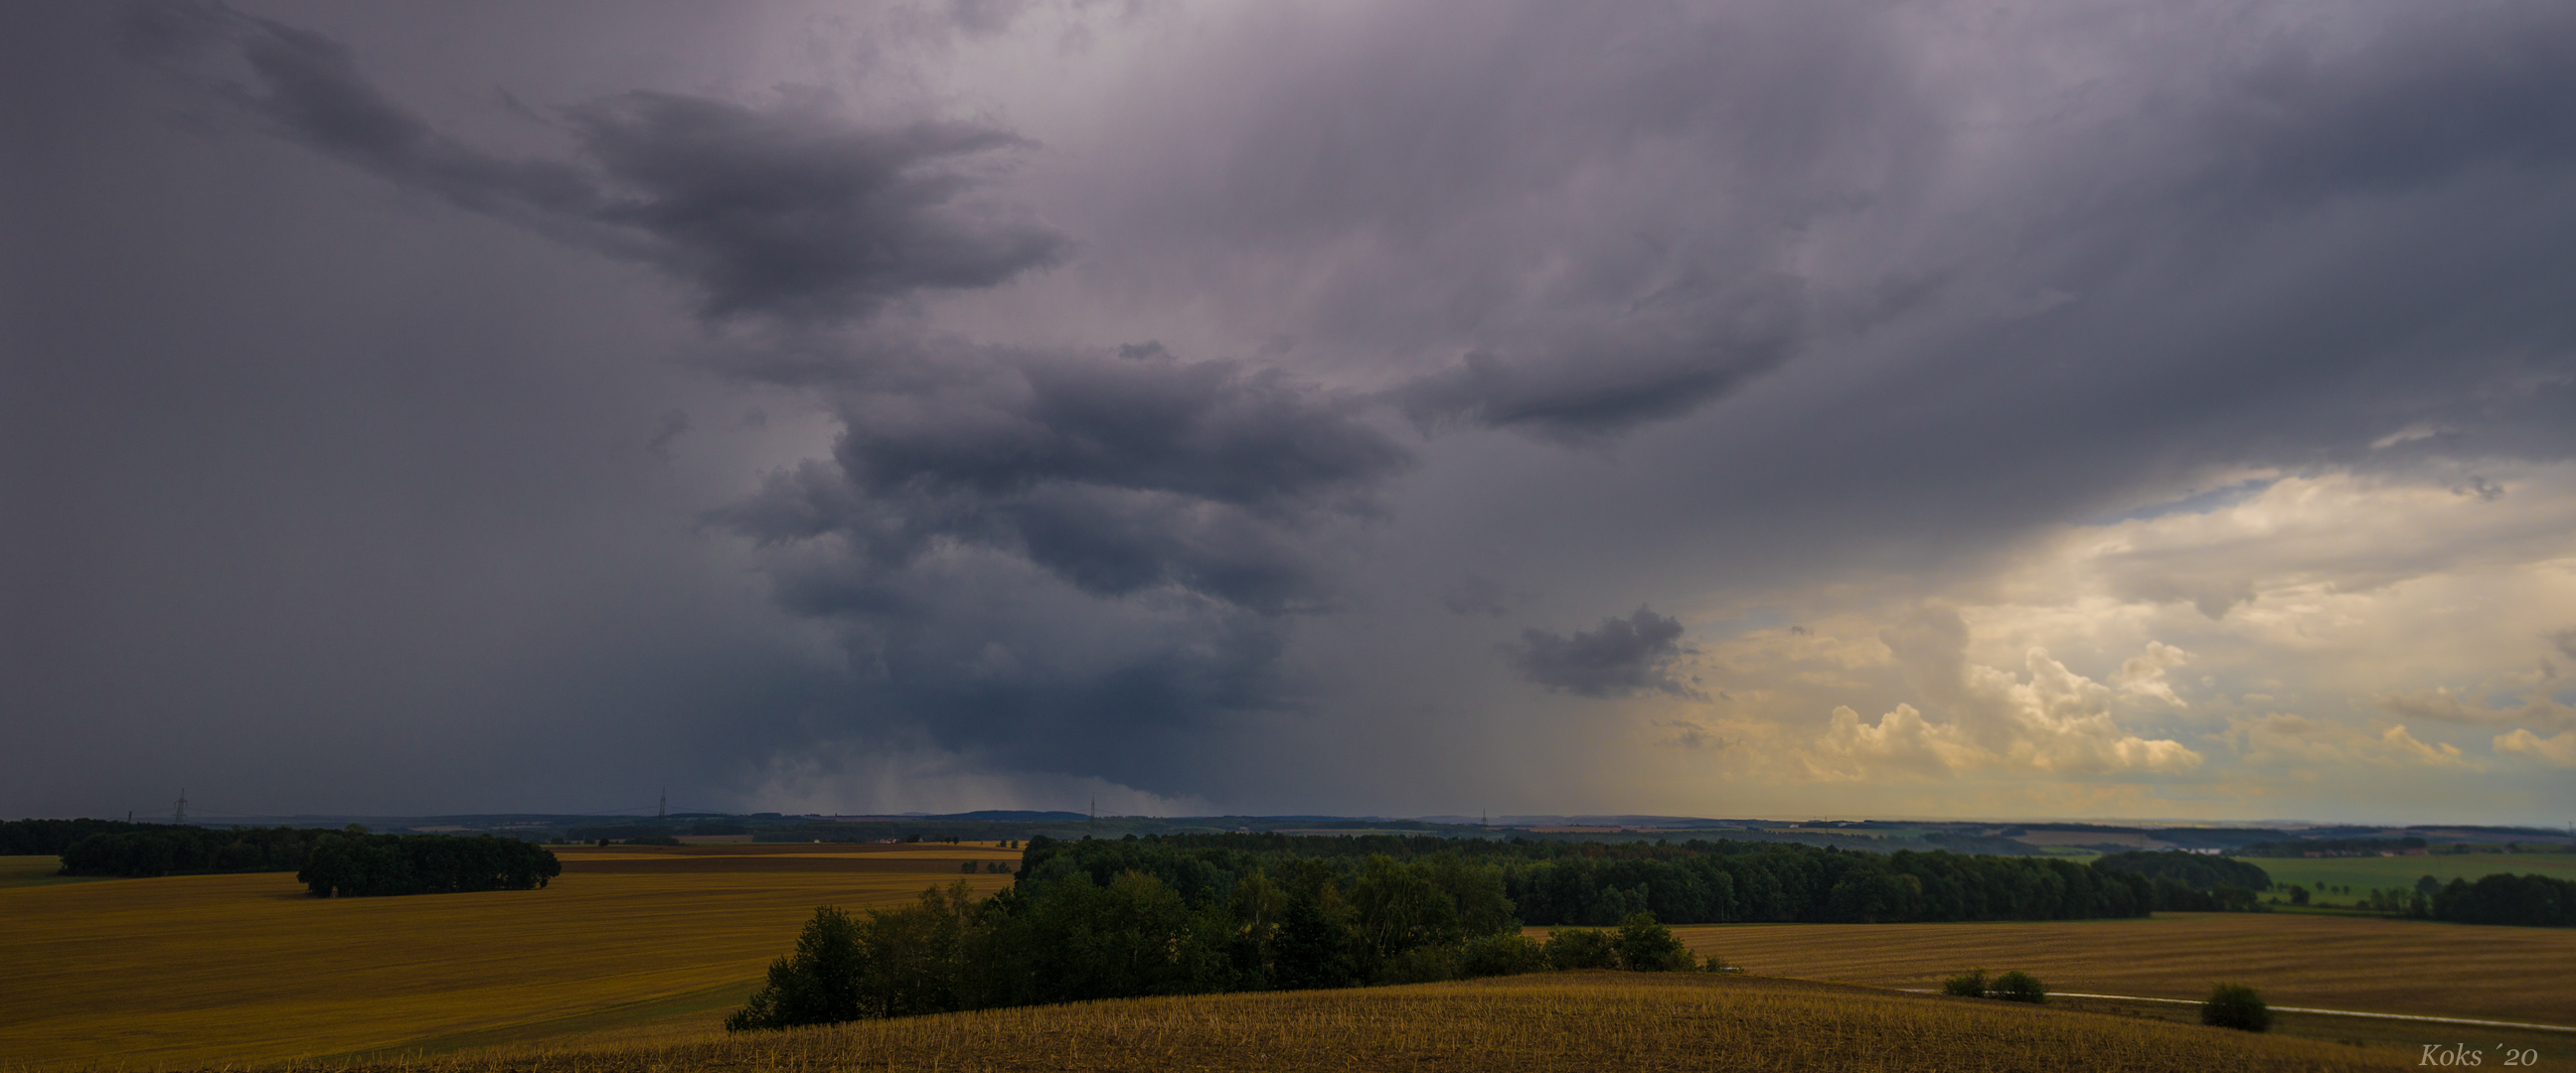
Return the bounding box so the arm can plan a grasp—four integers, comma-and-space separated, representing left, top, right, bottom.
2088, 851, 2268, 912
296, 828, 562, 896
727, 860, 1712, 1031
1012, 834, 2273, 928
3, 818, 179, 855
2426, 873, 2574, 927
55, 825, 335, 877
1940, 968, 2047, 1003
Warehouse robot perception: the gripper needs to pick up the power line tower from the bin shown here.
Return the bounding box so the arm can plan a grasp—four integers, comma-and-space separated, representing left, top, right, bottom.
173, 789, 187, 826
1089, 796, 1095, 836
658, 788, 667, 824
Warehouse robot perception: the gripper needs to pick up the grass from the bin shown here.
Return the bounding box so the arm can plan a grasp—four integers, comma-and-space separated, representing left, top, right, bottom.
1657, 912, 2575, 1027
177, 972, 2419, 1072
0, 844, 1017, 1070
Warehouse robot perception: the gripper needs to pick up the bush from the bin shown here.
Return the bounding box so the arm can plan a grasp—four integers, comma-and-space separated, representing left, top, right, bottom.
1543, 927, 1619, 970
1991, 970, 2046, 1003
1456, 932, 1548, 978
1614, 911, 1697, 972
1941, 968, 1989, 997
2202, 983, 2270, 1031
1374, 945, 1459, 985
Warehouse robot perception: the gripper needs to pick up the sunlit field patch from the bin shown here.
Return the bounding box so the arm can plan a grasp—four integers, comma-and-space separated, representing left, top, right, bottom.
1663, 912, 2576, 1025
0, 846, 1015, 1070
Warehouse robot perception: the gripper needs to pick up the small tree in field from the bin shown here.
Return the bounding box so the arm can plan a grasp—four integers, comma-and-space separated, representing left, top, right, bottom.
1941, 968, 1989, 997
1991, 970, 2046, 1003
2201, 983, 2270, 1031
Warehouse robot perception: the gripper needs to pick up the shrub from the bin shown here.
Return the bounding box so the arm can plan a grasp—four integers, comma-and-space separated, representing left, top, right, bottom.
1456, 932, 1548, 978
1991, 970, 2046, 1003
1543, 927, 1619, 970
1374, 945, 1458, 985
2201, 983, 2270, 1031
1941, 968, 1989, 997
1614, 911, 1697, 972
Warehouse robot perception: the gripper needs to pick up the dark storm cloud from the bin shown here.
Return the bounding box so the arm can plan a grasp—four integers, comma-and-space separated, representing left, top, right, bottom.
701, 340, 1411, 780
1392, 273, 1808, 442
1506, 608, 1696, 699
127, 2, 1066, 323
717, 344, 1411, 613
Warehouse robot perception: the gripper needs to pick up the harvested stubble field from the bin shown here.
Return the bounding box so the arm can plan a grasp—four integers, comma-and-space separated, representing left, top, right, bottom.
195, 972, 2414, 1073
0, 844, 1018, 1071
1663, 912, 2576, 1025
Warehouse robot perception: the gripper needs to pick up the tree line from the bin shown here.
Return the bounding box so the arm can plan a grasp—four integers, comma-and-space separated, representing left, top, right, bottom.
2, 818, 177, 856
722, 835, 2287, 1032
1022, 835, 2276, 926
55, 825, 336, 877
298, 828, 562, 896
2427, 873, 2573, 927
2230, 837, 2425, 857
728, 862, 1710, 1030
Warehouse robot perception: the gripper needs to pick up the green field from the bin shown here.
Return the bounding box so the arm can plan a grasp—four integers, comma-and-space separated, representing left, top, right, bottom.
2243, 852, 2576, 895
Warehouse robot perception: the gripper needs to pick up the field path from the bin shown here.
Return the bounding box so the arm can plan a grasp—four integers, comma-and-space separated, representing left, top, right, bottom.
1662, 913, 2575, 1025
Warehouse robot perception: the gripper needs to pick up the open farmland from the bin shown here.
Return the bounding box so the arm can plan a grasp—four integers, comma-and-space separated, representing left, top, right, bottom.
1662, 912, 2576, 1026
194, 972, 2414, 1073
2246, 852, 2576, 895
0, 843, 1019, 1071
0, 854, 109, 891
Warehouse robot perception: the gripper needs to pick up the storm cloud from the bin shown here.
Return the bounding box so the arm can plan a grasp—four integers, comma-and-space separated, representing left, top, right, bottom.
1507, 609, 1697, 699
10, 0, 2576, 823
127, 2, 1067, 323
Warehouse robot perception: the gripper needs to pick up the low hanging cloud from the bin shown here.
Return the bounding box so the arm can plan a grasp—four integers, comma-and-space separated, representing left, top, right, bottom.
2225, 714, 2474, 771
1807, 648, 2202, 780
131, 3, 1067, 324
1506, 608, 1698, 698
2494, 728, 2576, 768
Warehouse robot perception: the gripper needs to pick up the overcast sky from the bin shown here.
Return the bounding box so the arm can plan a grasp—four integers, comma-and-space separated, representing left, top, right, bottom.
7, 0, 2575, 825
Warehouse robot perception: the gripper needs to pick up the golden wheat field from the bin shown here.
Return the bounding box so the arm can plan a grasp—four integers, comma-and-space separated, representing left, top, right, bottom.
1656, 912, 2576, 1027
204, 972, 2421, 1073
0, 844, 1019, 1071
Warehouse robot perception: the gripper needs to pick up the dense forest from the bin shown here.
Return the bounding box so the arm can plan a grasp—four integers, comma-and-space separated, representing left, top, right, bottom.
1, 818, 178, 856
298, 829, 562, 896
2090, 851, 2271, 893
55, 825, 336, 877
1018, 834, 2264, 926
2431, 873, 2575, 927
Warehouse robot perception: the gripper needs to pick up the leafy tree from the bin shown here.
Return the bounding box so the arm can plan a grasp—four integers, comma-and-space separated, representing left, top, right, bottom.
727, 907, 865, 1030
2202, 983, 2270, 1031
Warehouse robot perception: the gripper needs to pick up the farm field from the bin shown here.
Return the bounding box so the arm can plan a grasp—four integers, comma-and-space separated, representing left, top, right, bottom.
0, 854, 111, 891
2242, 851, 2576, 894
0, 844, 1019, 1071
1661, 912, 2576, 1026
209, 972, 2416, 1073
